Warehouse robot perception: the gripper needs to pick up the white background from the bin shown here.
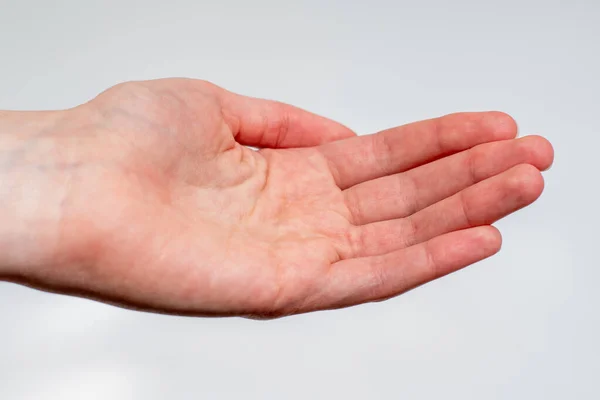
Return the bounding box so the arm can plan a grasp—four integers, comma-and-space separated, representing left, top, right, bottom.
1, 0, 598, 398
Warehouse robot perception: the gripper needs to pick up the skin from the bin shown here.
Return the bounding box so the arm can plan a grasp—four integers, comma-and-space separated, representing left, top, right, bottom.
0, 78, 554, 318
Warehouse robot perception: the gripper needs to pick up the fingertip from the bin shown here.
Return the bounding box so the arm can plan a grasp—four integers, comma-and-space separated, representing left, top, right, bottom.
425, 226, 503, 279
484, 111, 519, 140
508, 164, 545, 205
532, 135, 555, 171
517, 135, 555, 171
477, 225, 503, 254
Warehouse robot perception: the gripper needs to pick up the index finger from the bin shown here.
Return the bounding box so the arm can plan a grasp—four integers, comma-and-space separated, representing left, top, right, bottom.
318, 112, 518, 189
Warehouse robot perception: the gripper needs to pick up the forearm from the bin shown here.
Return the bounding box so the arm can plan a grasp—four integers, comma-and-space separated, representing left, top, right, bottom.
0, 110, 69, 278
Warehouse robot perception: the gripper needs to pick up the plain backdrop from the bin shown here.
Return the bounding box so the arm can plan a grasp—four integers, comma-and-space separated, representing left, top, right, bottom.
0, 0, 598, 399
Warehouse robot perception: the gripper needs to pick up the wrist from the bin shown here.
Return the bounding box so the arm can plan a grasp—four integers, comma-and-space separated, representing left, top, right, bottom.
0, 110, 73, 279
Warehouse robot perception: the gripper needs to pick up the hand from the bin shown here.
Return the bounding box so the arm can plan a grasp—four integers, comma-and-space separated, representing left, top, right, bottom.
0, 79, 553, 317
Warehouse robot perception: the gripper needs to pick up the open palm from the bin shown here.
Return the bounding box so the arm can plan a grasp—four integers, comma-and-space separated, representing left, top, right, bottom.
14, 79, 553, 317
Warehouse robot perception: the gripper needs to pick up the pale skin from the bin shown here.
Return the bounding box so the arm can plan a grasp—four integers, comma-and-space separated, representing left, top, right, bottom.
0, 78, 554, 318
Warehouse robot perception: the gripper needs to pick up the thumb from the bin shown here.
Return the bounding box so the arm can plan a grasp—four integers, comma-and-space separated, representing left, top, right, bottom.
215, 87, 356, 148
